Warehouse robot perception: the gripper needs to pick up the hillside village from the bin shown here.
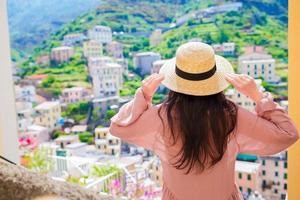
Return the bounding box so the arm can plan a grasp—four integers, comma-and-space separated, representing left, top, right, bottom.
11, 1, 289, 199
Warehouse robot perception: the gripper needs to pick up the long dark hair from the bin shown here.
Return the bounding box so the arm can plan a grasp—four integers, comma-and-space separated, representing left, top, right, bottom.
158, 90, 238, 174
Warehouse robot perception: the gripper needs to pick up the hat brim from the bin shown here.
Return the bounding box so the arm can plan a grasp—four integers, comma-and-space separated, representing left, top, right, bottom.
158, 55, 234, 96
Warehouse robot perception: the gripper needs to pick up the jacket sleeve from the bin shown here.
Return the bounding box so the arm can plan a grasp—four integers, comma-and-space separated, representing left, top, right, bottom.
235, 92, 299, 156
109, 87, 163, 151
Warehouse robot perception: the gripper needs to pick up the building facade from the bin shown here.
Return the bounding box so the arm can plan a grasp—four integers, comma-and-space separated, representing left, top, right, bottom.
259, 152, 288, 200
63, 33, 85, 46
89, 58, 123, 98
94, 127, 121, 156
107, 41, 123, 59
212, 42, 235, 56
15, 85, 36, 103
34, 101, 61, 132
51, 46, 74, 63
60, 87, 90, 104
88, 25, 112, 44
133, 52, 161, 76
83, 40, 103, 58
235, 161, 261, 197
238, 50, 279, 83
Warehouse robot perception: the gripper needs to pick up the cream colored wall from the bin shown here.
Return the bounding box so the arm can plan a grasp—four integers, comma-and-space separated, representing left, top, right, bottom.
0, 0, 19, 164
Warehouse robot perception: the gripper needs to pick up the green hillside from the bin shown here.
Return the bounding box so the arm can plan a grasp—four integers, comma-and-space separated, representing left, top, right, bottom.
17, 0, 288, 97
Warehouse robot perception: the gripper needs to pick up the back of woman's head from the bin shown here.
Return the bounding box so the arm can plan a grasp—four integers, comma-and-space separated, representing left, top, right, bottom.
158, 90, 238, 174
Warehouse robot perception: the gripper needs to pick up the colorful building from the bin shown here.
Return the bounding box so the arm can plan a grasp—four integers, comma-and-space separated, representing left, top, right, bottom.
51, 46, 74, 63
60, 87, 90, 104
259, 152, 288, 200
63, 33, 85, 46
34, 101, 61, 131
107, 41, 123, 59
83, 40, 103, 58
88, 25, 112, 44
238, 47, 279, 83
90, 60, 123, 98
133, 52, 161, 76
235, 160, 261, 196
94, 127, 121, 156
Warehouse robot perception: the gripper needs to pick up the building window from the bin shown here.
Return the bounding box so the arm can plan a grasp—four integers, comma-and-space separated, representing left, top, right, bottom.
275, 171, 279, 177
284, 183, 287, 190
247, 188, 252, 194
281, 194, 286, 200
275, 161, 278, 167
262, 160, 265, 166
239, 187, 243, 192
247, 174, 251, 180
238, 173, 242, 179
284, 161, 287, 168
275, 189, 278, 194
284, 173, 287, 179
262, 170, 266, 176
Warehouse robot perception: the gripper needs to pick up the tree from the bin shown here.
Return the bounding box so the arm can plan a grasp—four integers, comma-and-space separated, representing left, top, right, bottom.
25, 148, 54, 174
106, 109, 117, 121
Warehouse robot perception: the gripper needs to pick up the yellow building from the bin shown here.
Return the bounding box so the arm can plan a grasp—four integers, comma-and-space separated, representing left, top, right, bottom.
34, 101, 61, 131
149, 157, 163, 186
94, 127, 121, 156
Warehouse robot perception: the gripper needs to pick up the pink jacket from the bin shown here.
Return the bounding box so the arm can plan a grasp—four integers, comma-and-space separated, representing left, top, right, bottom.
109, 87, 299, 200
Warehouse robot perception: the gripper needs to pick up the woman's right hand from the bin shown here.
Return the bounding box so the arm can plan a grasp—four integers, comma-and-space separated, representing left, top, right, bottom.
225, 73, 264, 103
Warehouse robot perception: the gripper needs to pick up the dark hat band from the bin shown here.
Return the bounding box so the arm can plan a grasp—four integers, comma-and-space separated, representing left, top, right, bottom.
175, 64, 217, 81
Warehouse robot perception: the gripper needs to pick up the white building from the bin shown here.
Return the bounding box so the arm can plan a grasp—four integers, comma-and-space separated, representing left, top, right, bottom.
88, 25, 112, 44
238, 50, 279, 83
107, 41, 123, 59
16, 101, 34, 132
83, 40, 103, 58
88, 56, 114, 74
212, 42, 235, 56
15, 85, 36, 103
51, 46, 74, 63
34, 101, 61, 132
225, 79, 264, 111
133, 52, 161, 76
89, 57, 123, 98
63, 33, 85, 46
60, 87, 90, 104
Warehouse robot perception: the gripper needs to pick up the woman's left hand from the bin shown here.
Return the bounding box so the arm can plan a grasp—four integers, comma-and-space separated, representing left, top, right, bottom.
141, 73, 165, 102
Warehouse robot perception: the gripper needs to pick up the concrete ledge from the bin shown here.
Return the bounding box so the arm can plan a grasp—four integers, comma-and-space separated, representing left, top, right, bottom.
0, 161, 102, 200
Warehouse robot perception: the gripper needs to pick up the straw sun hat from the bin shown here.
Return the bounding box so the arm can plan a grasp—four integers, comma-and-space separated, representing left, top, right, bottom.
159, 42, 234, 96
